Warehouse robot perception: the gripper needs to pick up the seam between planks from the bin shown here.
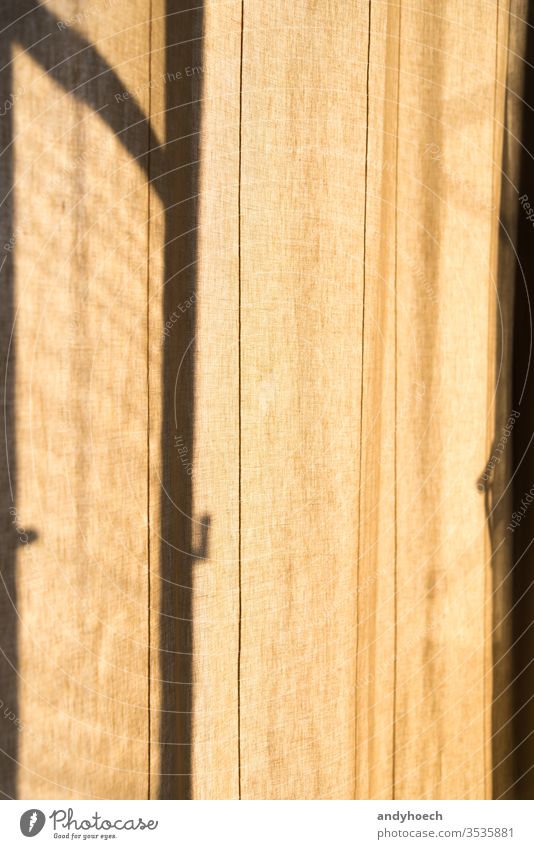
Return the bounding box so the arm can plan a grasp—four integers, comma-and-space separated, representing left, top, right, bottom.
237, 0, 245, 802
146, 0, 153, 802
392, 0, 402, 802
354, 0, 373, 801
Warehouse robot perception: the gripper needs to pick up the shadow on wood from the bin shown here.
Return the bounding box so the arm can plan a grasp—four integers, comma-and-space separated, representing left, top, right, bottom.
0, 0, 204, 799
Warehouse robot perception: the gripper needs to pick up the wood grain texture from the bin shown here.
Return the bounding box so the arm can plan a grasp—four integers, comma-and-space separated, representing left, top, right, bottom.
0, 0, 520, 800
186, 1, 241, 800
354, 0, 399, 801
489, 0, 521, 801
5, 0, 153, 797
393, 0, 510, 800
239, 0, 367, 800
148, 0, 242, 800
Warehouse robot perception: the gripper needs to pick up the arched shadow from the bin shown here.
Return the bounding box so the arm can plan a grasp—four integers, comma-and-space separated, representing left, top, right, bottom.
0, 0, 203, 799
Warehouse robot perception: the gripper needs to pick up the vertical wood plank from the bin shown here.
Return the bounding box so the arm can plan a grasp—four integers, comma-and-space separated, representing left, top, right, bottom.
7, 0, 153, 798
0, 0, 517, 801
186, 0, 241, 800
488, 0, 516, 800
355, 0, 400, 801
394, 0, 507, 799
239, 0, 368, 799
148, 0, 242, 800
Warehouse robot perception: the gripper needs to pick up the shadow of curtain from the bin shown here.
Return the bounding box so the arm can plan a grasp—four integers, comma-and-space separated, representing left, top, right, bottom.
155, 0, 204, 800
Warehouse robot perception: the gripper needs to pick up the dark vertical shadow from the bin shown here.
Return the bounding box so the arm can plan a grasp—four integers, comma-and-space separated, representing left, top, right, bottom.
488, 249, 515, 795
0, 46, 19, 799
488, 153, 518, 799
511, 0, 534, 800
486, 8, 530, 796
155, 1, 204, 800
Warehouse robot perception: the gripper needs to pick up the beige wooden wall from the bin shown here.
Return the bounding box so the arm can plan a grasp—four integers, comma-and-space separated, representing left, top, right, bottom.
0, 0, 518, 799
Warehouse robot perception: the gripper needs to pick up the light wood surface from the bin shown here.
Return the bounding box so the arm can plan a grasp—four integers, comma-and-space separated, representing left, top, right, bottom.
0, 0, 518, 799
4, 0, 153, 798
393, 0, 509, 800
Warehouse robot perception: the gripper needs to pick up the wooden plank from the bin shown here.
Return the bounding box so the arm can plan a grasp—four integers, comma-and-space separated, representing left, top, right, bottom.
185, 0, 241, 800
393, 0, 508, 799
239, 0, 368, 799
488, 0, 518, 801
0, 0, 517, 801
354, 0, 400, 801
2, 0, 153, 798
148, 0, 242, 800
